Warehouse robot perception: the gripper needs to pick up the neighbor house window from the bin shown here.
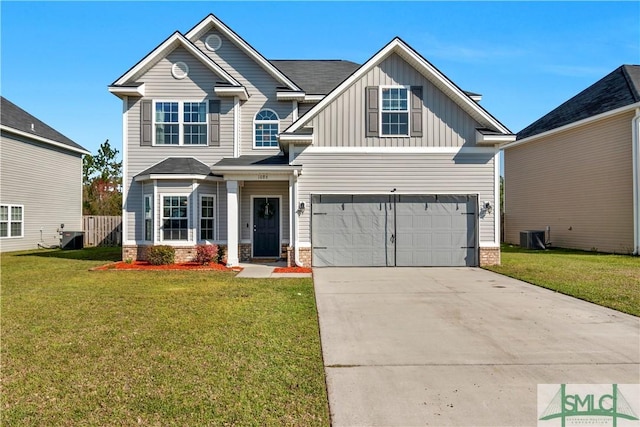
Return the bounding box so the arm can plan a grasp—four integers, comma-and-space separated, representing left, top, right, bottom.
199, 195, 215, 240
254, 109, 279, 148
381, 87, 409, 136
155, 101, 207, 145
144, 195, 153, 241
0, 204, 23, 238
162, 195, 188, 240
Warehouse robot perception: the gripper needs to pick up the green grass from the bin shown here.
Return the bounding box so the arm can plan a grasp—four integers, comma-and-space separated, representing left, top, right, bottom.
485, 245, 640, 316
1, 247, 329, 426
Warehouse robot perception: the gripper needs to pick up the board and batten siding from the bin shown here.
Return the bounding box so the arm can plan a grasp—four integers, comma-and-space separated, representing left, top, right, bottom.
308, 53, 481, 148
240, 181, 290, 243
504, 110, 634, 254
0, 133, 83, 252
192, 30, 295, 155
295, 151, 496, 245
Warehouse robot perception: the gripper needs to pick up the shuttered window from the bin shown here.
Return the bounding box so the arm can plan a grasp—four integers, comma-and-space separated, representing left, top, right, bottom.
151, 101, 209, 146
381, 87, 409, 136
365, 86, 423, 138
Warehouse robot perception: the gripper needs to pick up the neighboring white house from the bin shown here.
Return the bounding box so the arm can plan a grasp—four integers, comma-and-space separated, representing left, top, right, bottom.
503, 65, 640, 255
0, 96, 89, 252
109, 13, 514, 267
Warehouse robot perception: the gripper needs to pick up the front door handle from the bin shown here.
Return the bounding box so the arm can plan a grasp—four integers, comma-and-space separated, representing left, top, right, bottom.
253, 224, 257, 232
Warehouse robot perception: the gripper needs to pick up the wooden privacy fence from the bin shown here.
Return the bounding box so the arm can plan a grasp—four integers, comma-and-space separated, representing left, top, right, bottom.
83, 216, 122, 247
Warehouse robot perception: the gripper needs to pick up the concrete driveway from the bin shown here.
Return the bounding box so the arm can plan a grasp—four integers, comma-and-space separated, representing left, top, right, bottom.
313, 267, 640, 426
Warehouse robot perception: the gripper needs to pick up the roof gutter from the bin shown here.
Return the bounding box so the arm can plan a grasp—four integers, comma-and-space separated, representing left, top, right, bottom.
632, 107, 640, 255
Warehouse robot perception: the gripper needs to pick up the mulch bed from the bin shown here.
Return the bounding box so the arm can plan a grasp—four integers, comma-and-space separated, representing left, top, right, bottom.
92, 261, 242, 272
273, 266, 313, 273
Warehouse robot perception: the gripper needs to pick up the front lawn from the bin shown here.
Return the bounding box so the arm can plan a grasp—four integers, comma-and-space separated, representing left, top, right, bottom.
1, 247, 329, 426
485, 245, 640, 316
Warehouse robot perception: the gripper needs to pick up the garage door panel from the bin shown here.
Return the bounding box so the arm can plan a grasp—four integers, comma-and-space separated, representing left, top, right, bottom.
312, 194, 477, 267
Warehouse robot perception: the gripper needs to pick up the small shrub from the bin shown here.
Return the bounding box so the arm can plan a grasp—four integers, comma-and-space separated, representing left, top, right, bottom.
217, 245, 226, 264
146, 245, 175, 265
124, 258, 134, 264
194, 244, 219, 265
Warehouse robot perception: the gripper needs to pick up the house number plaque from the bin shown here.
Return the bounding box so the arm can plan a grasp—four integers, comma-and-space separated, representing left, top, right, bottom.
258, 174, 269, 180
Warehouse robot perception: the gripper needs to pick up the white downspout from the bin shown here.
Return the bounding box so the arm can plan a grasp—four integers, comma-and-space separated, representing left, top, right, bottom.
632, 108, 640, 255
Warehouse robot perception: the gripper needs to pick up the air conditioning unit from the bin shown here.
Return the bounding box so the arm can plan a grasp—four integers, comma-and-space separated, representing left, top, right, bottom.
520, 230, 546, 250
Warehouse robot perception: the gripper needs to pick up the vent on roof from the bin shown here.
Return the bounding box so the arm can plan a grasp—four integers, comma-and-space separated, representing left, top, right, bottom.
30, 123, 35, 132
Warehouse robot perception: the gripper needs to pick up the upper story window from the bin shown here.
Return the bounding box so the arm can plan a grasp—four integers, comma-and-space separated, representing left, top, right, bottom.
155, 101, 207, 146
254, 109, 279, 148
0, 204, 23, 238
381, 87, 409, 136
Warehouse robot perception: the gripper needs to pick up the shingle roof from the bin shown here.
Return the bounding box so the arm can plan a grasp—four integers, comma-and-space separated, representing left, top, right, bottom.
213, 154, 290, 168
270, 60, 361, 95
517, 65, 640, 140
1, 96, 88, 153
136, 157, 213, 176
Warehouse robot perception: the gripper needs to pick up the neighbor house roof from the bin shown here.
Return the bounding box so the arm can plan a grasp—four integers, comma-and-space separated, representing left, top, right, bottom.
517, 65, 640, 140
0, 96, 89, 154
270, 60, 361, 95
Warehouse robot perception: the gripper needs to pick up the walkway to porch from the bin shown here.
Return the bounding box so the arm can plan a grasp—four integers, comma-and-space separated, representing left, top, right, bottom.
235, 260, 312, 278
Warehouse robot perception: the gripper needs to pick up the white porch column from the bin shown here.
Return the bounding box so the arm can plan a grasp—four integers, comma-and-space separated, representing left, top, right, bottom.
226, 180, 240, 266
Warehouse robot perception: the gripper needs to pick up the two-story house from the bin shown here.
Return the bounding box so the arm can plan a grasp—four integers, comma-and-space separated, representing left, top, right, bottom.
109, 14, 514, 267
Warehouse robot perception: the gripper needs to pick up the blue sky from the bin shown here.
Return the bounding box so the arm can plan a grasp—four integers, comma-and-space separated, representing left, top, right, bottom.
2, 1, 639, 159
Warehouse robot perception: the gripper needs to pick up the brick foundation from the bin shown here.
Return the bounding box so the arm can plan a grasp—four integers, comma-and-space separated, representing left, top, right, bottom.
239, 244, 251, 262
123, 244, 227, 264
479, 247, 501, 266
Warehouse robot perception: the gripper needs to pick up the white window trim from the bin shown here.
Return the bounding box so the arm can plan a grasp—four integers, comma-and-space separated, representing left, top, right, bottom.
198, 193, 217, 243
143, 194, 153, 242
379, 85, 410, 137
253, 108, 280, 149
153, 100, 209, 146
160, 193, 191, 244
0, 204, 24, 239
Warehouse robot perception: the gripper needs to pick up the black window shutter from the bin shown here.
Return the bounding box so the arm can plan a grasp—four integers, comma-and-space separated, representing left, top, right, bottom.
140, 100, 152, 146
365, 86, 379, 137
410, 86, 423, 137
209, 100, 220, 146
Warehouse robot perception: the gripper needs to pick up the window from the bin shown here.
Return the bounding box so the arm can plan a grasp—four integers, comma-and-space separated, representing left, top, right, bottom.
381, 87, 409, 136
200, 195, 215, 240
254, 109, 279, 148
162, 196, 188, 240
0, 204, 23, 238
155, 101, 207, 145
144, 195, 153, 241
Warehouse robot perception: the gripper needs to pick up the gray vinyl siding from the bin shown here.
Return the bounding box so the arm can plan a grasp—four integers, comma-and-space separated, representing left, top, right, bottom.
240, 181, 290, 243
193, 31, 295, 155
295, 151, 496, 244
504, 111, 634, 254
307, 53, 480, 148
0, 132, 83, 252
298, 102, 316, 117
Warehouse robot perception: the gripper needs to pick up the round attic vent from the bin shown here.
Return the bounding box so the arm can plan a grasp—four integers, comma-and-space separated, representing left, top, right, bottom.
205, 34, 222, 51
171, 61, 189, 79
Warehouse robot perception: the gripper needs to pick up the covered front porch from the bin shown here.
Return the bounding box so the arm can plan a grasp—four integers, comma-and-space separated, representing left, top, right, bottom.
214, 154, 303, 267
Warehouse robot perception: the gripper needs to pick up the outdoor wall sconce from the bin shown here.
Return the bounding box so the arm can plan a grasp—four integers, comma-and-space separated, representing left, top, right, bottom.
483, 201, 493, 214
297, 202, 305, 215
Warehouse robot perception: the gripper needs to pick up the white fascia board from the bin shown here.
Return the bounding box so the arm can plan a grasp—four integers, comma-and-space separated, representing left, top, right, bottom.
278, 133, 313, 144
277, 91, 306, 101
302, 95, 324, 103
134, 174, 222, 182
108, 83, 145, 98
214, 86, 248, 101
302, 146, 497, 154
285, 38, 510, 135
185, 14, 302, 92
476, 131, 516, 145
501, 101, 640, 150
112, 32, 240, 87
470, 95, 482, 102
214, 166, 301, 173
0, 125, 90, 155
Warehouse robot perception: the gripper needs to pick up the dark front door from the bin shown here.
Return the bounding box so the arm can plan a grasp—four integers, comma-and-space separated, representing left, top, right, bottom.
253, 197, 280, 257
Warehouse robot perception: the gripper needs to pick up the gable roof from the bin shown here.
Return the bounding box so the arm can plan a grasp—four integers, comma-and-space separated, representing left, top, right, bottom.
270, 60, 361, 95
111, 31, 240, 88
284, 37, 511, 135
185, 14, 302, 92
0, 96, 89, 155
517, 65, 640, 140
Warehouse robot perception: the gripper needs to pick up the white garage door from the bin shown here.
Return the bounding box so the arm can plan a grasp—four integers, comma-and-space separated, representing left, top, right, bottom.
311, 194, 477, 267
